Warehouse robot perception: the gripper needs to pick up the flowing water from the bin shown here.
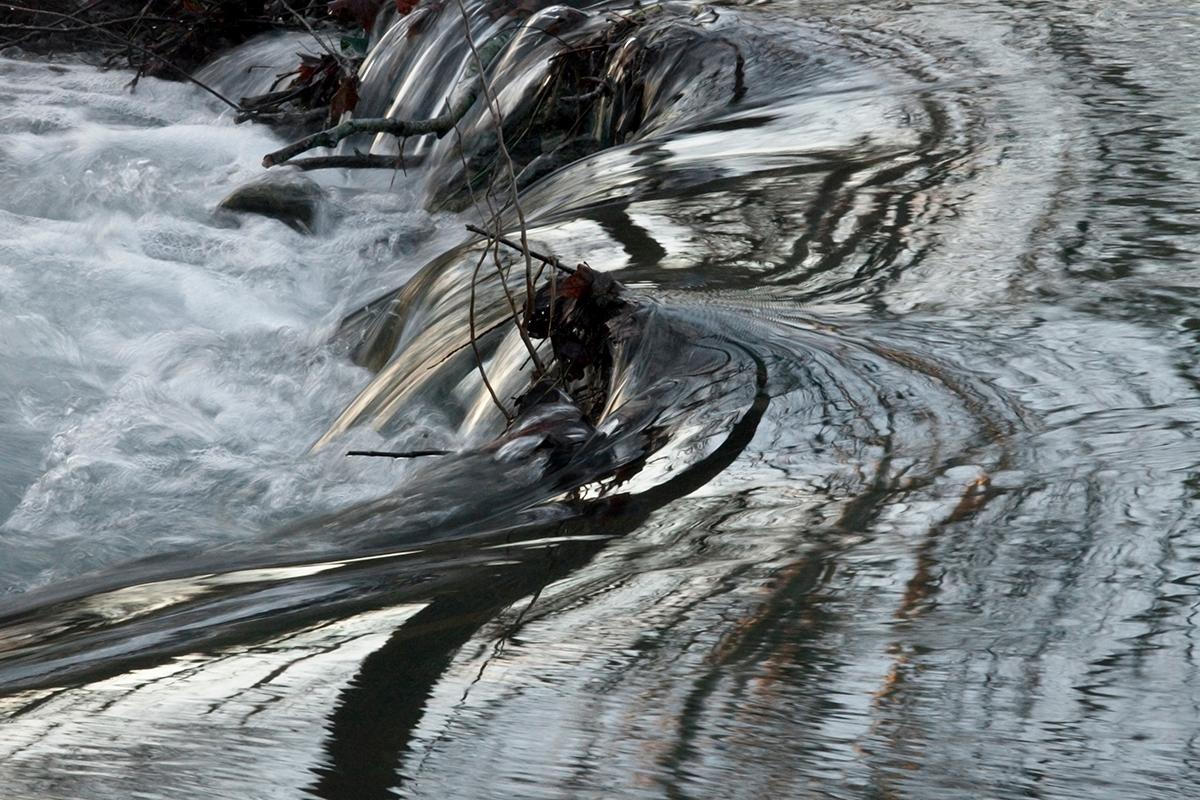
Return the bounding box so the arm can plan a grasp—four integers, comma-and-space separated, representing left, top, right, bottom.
2, 1, 1200, 797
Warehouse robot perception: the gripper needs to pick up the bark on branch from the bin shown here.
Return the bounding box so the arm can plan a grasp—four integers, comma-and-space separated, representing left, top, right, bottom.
465, 224, 575, 275
261, 107, 469, 167
289, 153, 423, 171
261, 25, 513, 169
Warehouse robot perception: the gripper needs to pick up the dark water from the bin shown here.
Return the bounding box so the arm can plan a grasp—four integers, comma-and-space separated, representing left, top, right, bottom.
2, 1, 1200, 797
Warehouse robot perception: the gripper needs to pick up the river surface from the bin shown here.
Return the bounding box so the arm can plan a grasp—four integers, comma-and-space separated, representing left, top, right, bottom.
2, 1, 1200, 798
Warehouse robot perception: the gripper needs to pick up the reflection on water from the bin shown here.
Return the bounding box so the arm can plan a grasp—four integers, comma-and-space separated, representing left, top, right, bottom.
3, 0, 1200, 798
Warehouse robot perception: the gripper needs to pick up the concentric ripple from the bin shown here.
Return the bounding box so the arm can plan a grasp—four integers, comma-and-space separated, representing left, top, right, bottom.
3, 1, 1200, 799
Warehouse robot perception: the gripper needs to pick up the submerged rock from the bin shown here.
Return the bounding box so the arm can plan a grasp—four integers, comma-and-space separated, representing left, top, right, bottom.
216, 172, 325, 233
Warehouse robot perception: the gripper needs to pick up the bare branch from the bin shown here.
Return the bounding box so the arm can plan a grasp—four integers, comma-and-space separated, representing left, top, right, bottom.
346, 449, 451, 458
465, 224, 575, 275
288, 153, 422, 171
488, 237, 549, 376
453, 0, 538, 337
0, 2, 243, 111
238, 107, 329, 126
469, 244, 515, 424
261, 24, 515, 168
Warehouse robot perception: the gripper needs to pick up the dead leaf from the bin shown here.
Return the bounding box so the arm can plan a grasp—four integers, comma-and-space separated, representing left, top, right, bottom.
330, 74, 360, 117
558, 265, 595, 300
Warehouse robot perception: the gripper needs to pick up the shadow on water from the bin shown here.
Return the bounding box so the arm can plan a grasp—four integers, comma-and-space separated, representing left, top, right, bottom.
309, 348, 767, 799
4, 0, 1200, 798
0, 331, 770, 796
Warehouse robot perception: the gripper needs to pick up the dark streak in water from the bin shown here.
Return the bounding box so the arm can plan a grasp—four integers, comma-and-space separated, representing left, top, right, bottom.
309, 342, 770, 798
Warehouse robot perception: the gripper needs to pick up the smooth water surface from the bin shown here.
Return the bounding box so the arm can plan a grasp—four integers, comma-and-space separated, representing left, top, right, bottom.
2, 1, 1200, 798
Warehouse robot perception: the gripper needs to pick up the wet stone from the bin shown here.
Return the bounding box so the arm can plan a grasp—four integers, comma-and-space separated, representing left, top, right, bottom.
215, 172, 325, 234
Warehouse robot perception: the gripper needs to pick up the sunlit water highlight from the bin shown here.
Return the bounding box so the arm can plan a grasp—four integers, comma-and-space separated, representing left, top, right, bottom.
3, 1, 1200, 798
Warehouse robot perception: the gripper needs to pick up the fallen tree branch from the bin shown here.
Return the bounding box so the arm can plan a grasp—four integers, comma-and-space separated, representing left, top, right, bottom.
262, 24, 514, 168
237, 107, 329, 126
288, 153, 421, 171
262, 113, 460, 167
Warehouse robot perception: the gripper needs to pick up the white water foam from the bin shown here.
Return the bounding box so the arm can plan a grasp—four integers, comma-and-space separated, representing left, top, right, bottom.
0, 56, 452, 590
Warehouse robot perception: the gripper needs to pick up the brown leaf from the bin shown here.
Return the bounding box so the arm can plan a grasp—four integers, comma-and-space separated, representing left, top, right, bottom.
329, 75, 360, 117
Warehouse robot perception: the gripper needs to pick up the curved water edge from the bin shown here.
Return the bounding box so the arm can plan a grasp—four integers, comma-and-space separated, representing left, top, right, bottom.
3, 1, 1200, 798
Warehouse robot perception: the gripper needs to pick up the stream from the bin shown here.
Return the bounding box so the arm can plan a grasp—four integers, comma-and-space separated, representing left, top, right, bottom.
2, 1, 1200, 798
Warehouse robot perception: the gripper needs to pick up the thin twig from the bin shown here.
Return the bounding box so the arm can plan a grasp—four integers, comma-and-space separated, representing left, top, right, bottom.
424, 312, 518, 370
0, 2, 243, 111
465, 224, 575, 274
278, 0, 354, 73
346, 449, 451, 458
469, 244, 513, 424
447, 90, 547, 392
0, 13, 175, 34
454, 0, 538, 342
441, 10, 547, 378
124, 0, 156, 70
447, 96, 500, 231
488, 236, 548, 375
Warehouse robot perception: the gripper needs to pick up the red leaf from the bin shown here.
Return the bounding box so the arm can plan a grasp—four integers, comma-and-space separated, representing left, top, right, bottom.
395, 0, 420, 14
289, 54, 339, 95
557, 266, 595, 300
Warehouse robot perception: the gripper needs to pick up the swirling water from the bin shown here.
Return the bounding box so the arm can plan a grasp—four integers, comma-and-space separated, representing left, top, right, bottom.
2, 1, 1200, 798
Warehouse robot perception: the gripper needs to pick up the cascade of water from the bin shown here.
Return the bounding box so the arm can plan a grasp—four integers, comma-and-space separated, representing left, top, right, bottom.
3, 2, 1200, 798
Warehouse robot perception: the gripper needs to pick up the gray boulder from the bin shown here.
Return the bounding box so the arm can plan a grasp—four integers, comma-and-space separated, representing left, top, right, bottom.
216, 172, 325, 233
